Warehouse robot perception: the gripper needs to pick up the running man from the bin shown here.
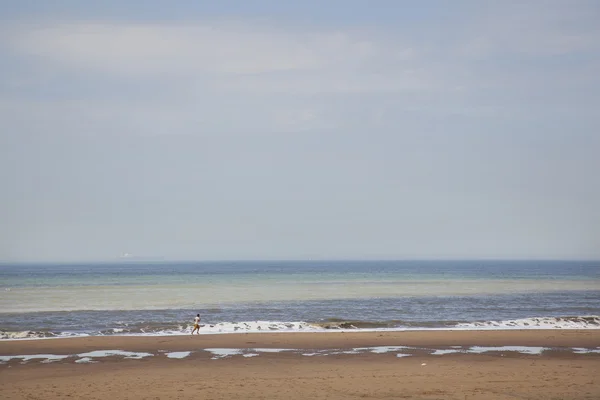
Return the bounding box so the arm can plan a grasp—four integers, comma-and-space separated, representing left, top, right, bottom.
192, 314, 201, 335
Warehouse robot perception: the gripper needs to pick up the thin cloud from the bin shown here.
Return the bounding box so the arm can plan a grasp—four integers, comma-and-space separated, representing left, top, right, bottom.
7, 21, 410, 76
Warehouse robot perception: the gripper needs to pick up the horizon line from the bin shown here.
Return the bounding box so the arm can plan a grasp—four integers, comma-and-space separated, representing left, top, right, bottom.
1, 257, 599, 265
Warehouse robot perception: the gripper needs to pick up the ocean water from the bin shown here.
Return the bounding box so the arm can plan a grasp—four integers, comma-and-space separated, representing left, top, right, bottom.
1, 260, 599, 339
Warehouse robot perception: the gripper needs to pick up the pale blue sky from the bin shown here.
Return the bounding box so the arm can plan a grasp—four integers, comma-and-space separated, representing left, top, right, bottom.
1, 1, 599, 262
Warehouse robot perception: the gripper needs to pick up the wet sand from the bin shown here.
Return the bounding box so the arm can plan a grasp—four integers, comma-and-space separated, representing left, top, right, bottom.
1, 330, 599, 399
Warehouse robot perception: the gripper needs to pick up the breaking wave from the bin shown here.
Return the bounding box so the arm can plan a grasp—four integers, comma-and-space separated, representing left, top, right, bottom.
0, 330, 88, 340
2, 315, 599, 340
455, 316, 600, 329
0, 321, 324, 340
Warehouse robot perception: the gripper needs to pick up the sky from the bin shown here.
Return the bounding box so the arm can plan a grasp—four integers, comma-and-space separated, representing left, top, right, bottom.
1, 0, 599, 262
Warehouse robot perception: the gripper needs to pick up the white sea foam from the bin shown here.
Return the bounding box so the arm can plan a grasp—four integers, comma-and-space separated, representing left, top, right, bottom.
336, 350, 361, 354
3, 346, 599, 364
3, 315, 600, 342
572, 347, 600, 354
431, 349, 462, 355
0, 354, 70, 363
96, 321, 326, 338
468, 346, 546, 355
455, 316, 600, 330
196, 321, 323, 334
0, 331, 36, 340
204, 348, 298, 359
75, 357, 96, 363
166, 351, 191, 359
1, 322, 326, 341
0, 331, 90, 340
204, 348, 244, 359
348, 346, 549, 356
77, 350, 153, 359
357, 346, 410, 354
250, 348, 297, 353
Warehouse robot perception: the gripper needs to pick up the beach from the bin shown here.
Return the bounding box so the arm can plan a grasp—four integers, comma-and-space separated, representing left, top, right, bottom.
2, 261, 599, 398
2, 330, 599, 399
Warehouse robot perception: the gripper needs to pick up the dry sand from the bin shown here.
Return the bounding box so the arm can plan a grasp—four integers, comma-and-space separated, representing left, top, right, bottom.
1, 330, 599, 399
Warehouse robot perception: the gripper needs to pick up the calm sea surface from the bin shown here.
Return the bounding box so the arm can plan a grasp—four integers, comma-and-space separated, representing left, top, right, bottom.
1, 260, 599, 339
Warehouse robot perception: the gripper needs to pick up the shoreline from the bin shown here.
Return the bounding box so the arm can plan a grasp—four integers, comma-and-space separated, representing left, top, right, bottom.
2, 329, 599, 355
2, 316, 600, 341
3, 315, 599, 341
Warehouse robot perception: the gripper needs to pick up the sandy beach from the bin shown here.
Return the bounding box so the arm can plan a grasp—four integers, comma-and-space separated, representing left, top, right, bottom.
1, 330, 599, 399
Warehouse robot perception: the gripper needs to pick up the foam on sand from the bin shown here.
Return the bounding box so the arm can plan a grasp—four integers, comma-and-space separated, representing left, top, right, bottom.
77, 350, 153, 360
75, 357, 96, 363
431, 349, 462, 355
204, 348, 244, 359
355, 346, 410, 354
572, 347, 600, 354
2, 346, 600, 364
204, 348, 297, 359
202, 345, 596, 359
249, 348, 297, 353
468, 346, 546, 355
0, 354, 70, 363
166, 351, 191, 359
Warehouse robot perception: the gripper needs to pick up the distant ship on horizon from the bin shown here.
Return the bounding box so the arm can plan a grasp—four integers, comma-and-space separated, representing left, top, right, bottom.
118, 253, 164, 261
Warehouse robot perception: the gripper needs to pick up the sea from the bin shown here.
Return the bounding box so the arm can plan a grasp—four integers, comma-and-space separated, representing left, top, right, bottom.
1, 260, 599, 340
